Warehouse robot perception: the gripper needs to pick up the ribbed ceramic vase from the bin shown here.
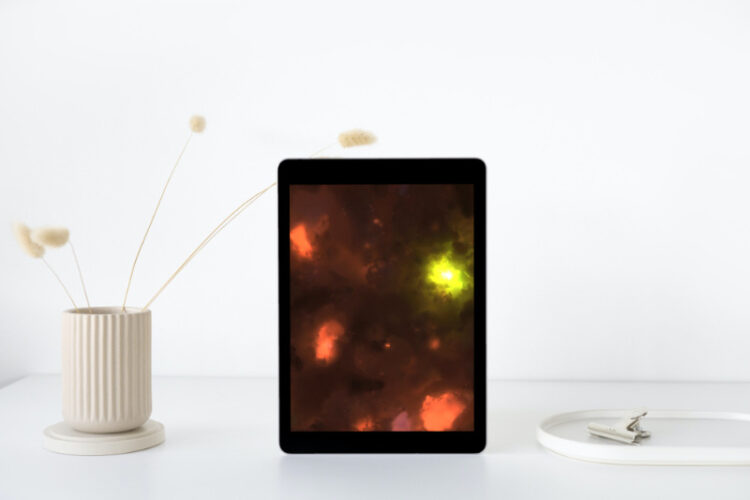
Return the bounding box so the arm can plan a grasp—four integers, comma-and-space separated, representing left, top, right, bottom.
61, 307, 152, 433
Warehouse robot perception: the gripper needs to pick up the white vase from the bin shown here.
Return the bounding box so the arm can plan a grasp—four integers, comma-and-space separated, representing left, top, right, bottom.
61, 307, 152, 433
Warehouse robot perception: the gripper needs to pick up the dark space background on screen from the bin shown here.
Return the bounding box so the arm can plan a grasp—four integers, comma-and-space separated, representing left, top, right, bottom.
289, 184, 474, 431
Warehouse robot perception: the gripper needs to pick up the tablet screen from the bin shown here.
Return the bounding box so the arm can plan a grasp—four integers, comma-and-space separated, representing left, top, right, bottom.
289, 184, 475, 432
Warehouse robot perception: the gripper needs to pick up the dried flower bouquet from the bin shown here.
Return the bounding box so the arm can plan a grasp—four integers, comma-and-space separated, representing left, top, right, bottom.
13, 117, 376, 312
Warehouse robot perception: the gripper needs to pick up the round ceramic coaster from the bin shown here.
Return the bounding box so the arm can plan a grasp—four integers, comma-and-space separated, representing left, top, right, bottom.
43, 420, 165, 456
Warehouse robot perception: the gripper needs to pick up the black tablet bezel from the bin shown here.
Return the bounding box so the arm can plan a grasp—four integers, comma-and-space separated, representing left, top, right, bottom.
278, 158, 486, 453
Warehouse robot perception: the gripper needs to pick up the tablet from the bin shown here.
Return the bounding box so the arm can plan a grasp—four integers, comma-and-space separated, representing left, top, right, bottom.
278, 158, 486, 453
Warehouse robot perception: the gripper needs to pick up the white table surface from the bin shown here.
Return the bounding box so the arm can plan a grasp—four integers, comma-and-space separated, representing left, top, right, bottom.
1, 376, 750, 499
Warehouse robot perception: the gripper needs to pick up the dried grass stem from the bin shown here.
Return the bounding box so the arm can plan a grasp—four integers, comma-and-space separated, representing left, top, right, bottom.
69, 241, 92, 313
122, 132, 193, 311
42, 257, 78, 311
141, 181, 276, 310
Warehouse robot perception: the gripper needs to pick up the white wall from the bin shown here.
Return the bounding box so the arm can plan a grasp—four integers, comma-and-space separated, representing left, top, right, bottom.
2, 0, 750, 386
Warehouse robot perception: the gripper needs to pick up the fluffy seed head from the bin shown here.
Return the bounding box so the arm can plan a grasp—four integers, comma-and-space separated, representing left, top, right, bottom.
189, 115, 206, 133
12, 222, 45, 258
338, 129, 377, 148
31, 226, 70, 248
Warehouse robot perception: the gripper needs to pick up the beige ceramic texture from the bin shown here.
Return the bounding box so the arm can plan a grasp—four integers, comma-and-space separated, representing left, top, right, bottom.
62, 307, 152, 433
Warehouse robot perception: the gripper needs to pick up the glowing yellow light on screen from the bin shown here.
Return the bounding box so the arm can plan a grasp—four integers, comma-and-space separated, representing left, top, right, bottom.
427, 255, 467, 297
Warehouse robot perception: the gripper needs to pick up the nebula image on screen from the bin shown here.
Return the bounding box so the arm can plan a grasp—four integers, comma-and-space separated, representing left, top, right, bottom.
289, 184, 474, 432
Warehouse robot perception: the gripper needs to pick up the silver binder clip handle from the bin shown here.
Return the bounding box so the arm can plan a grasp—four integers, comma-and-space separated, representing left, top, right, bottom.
587, 408, 651, 445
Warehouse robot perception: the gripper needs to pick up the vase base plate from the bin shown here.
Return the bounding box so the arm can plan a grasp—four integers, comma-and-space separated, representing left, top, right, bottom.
43, 420, 165, 455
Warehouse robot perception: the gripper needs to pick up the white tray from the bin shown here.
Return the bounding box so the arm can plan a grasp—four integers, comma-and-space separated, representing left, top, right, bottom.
537, 409, 750, 465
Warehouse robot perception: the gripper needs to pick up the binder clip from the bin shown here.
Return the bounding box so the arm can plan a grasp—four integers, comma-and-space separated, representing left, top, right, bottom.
587, 408, 651, 445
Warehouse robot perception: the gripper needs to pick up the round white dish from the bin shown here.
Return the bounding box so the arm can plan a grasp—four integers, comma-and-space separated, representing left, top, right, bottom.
537, 409, 750, 465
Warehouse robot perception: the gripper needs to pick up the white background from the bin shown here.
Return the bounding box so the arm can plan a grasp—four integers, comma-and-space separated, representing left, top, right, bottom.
2, 0, 750, 387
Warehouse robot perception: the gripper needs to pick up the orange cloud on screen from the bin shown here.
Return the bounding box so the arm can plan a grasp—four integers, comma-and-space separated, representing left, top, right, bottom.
420, 392, 466, 431
315, 320, 345, 363
290, 224, 313, 258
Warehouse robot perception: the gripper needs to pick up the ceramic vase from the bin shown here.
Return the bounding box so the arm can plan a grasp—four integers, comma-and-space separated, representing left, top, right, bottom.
61, 307, 152, 433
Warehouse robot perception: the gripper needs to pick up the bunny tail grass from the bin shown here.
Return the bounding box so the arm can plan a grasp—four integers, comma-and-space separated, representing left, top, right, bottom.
310, 129, 377, 157
69, 241, 92, 313
122, 132, 194, 311
42, 256, 78, 311
30, 226, 69, 247
13, 222, 45, 258
338, 129, 377, 148
142, 181, 276, 311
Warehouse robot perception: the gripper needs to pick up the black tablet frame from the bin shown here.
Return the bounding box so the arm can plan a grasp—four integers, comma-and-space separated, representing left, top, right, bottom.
278, 158, 486, 453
